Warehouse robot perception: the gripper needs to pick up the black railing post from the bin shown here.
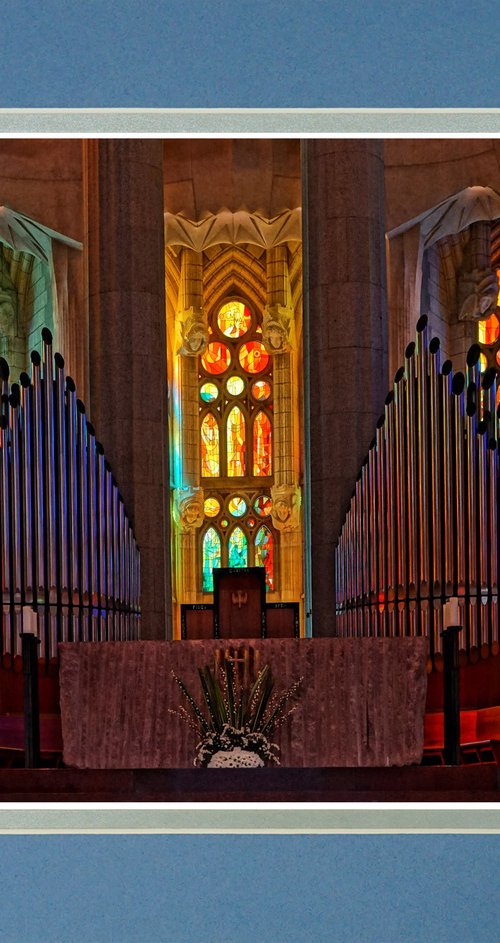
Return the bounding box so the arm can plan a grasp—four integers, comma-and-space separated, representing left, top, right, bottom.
21, 631, 41, 769
441, 625, 461, 766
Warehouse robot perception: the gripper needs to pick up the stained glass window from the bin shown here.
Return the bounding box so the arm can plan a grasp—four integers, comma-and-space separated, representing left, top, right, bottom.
218, 301, 252, 339
239, 341, 270, 374
201, 341, 231, 375
202, 527, 221, 592
227, 406, 246, 477
253, 411, 272, 476
255, 525, 274, 591
228, 496, 247, 517
201, 413, 219, 477
478, 314, 500, 346
198, 298, 276, 593
228, 526, 248, 568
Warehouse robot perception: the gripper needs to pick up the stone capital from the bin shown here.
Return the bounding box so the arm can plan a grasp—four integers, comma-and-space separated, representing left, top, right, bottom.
270, 483, 301, 532
262, 303, 294, 354
457, 268, 499, 322
173, 485, 205, 532
177, 305, 209, 356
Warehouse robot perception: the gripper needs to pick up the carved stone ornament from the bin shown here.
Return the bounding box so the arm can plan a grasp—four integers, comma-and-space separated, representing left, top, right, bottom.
178, 306, 209, 356
270, 483, 301, 532
457, 268, 499, 322
262, 303, 294, 353
173, 486, 205, 532
0, 292, 16, 335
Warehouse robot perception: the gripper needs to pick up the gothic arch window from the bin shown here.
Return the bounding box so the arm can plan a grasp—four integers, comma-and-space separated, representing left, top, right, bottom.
199, 298, 276, 593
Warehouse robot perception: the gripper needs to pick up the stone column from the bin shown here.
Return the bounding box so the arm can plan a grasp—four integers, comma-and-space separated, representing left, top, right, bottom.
304, 140, 388, 635
85, 140, 171, 639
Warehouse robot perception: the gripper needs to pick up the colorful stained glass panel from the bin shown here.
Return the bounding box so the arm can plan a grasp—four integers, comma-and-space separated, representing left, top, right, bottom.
239, 341, 270, 375
253, 411, 272, 476
201, 342, 231, 375
227, 406, 246, 476
226, 376, 245, 396
200, 381, 219, 403
204, 497, 220, 517
252, 379, 271, 401
201, 413, 220, 477
228, 526, 248, 568
254, 494, 272, 517
202, 527, 221, 592
228, 496, 247, 517
217, 301, 252, 339
478, 314, 500, 345
255, 525, 274, 591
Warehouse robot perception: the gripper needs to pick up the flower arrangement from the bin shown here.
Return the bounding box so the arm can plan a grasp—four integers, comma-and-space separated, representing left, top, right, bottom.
171, 657, 302, 767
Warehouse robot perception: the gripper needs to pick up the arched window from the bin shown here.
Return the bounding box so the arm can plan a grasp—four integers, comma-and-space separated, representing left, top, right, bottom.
199, 299, 276, 593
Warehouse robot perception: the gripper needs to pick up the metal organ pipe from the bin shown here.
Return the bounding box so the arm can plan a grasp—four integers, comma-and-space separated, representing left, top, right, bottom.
0, 332, 141, 664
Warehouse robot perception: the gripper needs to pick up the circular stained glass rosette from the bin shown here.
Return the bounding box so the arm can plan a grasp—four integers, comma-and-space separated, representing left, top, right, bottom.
226, 375, 245, 396
217, 301, 252, 339
254, 495, 272, 517
204, 497, 220, 518
200, 381, 219, 403
252, 379, 271, 401
201, 342, 231, 375
228, 496, 247, 518
220, 518, 229, 528
239, 341, 270, 375
479, 313, 500, 345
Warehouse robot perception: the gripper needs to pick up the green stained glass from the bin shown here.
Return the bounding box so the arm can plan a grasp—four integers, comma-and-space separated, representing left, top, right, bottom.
228, 496, 247, 517
200, 382, 219, 403
202, 527, 221, 592
255, 525, 274, 592
254, 494, 272, 517
228, 526, 248, 568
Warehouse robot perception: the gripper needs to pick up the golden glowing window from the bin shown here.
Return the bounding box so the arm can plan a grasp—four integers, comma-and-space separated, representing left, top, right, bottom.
477, 267, 500, 407
199, 299, 276, 593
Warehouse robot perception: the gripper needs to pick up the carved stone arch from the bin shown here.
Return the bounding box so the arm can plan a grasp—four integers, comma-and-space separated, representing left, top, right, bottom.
203, 246, 266, 316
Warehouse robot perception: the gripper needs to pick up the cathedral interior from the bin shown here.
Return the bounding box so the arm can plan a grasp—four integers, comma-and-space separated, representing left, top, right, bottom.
0, 137, 500, 792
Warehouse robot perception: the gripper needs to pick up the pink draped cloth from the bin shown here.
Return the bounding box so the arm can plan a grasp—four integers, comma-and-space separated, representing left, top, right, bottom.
59, 638, 428, 769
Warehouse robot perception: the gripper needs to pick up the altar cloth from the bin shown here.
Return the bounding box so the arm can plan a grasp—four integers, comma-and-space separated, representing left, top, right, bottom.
59, 637, 427, 769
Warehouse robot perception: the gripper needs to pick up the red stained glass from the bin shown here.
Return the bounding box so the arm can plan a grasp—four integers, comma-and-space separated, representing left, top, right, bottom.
201, 342, 231, 375
239, 341, 270, 375
201, 413, 220, 477
253, 411, 272, 476
227, 406, 246, 477
478, 314, 499, 346
255, 525, 274, 591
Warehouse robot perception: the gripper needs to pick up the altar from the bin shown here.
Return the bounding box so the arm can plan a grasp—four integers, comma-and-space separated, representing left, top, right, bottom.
59, 637, 428, 769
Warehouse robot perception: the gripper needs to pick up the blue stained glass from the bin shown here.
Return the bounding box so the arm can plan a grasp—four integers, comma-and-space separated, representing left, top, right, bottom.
228, 526, 248, 568
202, 527, 221, 592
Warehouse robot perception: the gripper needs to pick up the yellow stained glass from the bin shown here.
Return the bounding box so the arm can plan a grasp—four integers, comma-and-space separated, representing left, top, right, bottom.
226, 375, 245, 396
253, 411, 272, 476
204, 497, 220, 517
227, 406, 246, 477
479, 353, 488, 373
217, 301, 252, 339
201, 342, 231, 375
201, 413, 220, 477
239, 341, 270, 375
478, 314, 500, 346
228, 496, 247, 517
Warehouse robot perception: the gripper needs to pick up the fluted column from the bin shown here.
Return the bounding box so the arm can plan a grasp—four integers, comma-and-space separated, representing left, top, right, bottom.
304, 140, 388, 635
85, 140, 171, 639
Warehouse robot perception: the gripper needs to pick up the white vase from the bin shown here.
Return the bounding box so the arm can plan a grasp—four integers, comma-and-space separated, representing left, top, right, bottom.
207, 747, 264, 768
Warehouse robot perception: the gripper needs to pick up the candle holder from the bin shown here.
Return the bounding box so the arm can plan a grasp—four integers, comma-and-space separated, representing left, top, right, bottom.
440, 612, 461, 766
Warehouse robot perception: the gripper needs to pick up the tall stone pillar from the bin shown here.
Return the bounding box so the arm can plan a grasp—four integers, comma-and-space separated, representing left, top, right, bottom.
304, 140, 388, 635
85, 140, 171, 639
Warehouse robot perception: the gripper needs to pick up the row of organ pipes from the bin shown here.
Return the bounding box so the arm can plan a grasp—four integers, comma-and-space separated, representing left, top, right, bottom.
335, 315, 499, 667
0, 328, 140, 663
